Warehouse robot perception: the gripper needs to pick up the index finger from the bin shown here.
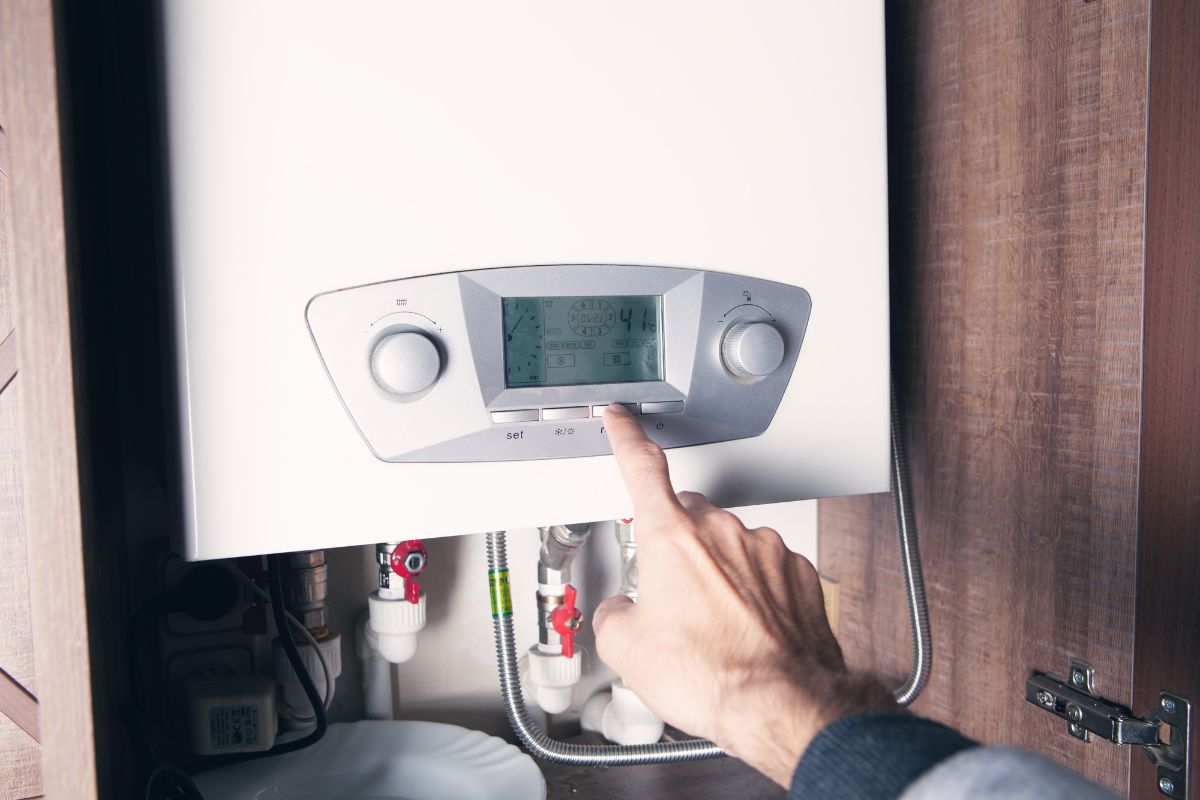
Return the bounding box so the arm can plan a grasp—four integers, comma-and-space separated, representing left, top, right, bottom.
603, 403, 685, 521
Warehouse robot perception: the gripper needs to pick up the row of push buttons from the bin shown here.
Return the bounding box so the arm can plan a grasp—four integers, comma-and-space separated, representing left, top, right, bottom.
490, 401, 683, 424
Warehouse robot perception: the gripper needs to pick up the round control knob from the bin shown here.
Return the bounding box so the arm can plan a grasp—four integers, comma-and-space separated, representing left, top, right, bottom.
371, 332, 441, 395
721, 321, 785, 378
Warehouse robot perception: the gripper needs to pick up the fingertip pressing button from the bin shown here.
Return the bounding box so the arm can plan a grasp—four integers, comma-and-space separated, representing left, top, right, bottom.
592, 403, 639, 417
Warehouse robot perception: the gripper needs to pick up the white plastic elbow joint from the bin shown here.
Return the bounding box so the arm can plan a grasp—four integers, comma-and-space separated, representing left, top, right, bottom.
581, 679, 665, 746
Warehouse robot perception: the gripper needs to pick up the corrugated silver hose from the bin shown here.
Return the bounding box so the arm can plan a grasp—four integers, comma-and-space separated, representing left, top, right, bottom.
890, 380, 932, 706
486, 530, 725, 765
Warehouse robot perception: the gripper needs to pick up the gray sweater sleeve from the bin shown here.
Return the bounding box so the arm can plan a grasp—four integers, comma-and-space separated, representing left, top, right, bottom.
899, 745, 1121, 800
789, 713, 1117, 799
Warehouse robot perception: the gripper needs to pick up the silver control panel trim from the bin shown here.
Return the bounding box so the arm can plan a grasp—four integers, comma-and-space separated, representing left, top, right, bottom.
306, 264, 811, 462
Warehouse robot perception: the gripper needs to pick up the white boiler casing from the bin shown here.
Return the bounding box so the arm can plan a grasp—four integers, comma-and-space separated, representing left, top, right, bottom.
162, 1, 890, 560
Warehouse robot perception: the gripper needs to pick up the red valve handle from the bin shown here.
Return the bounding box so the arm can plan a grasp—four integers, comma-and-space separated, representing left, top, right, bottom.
550, 584, 583, 659
389, 540, 428, 605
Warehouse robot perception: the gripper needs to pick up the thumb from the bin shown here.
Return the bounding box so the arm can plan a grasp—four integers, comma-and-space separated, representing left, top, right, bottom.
591, 594, 636, 672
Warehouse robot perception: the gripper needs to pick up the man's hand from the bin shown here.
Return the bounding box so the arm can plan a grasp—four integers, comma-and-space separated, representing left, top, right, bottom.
594, 403, 898, 786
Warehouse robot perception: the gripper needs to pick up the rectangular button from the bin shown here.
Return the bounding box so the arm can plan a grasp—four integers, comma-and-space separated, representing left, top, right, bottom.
542, 406, 590, 421
640, 401, 684, 414
491, 409, 540, 424
592, 403, 639, 417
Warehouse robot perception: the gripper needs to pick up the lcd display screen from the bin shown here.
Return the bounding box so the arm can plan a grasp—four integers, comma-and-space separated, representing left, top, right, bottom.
502, 295, 663, 388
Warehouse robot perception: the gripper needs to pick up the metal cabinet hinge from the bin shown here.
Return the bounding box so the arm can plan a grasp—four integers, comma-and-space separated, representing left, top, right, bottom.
1026, 659, 1192, 799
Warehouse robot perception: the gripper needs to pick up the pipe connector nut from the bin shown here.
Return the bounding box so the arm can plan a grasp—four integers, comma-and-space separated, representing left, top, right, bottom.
368, 591, 427, 663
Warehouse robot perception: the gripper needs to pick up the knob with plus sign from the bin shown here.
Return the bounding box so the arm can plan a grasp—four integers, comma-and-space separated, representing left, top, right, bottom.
721, 321, 785, 378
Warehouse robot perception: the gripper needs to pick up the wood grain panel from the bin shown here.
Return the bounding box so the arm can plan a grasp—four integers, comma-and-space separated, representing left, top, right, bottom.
0, 667, 38, 742
0, 27, 42, 798
1131, 1, 1200, 797
819, 2, 1149, 794
0, 330, 16, 393
1, 129, 14, 336
0, 389, 40, 800
0, 0, 98, 797
0, 718, 41, 800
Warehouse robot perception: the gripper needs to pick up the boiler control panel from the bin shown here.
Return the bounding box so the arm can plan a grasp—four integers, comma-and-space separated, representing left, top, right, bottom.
306, 265, 811, 462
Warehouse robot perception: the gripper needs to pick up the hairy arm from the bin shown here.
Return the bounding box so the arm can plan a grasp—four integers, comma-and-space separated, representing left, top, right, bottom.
594, 403, 896, 785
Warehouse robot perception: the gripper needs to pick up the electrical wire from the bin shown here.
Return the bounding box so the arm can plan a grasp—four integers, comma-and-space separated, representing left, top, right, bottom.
132, 557, 334, 798
227, 566, 335, 712
265, 553, 329, 754
143, 763, 204, 800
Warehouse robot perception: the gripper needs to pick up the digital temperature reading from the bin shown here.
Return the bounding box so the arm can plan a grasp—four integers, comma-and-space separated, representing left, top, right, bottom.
502, 295, 663, 388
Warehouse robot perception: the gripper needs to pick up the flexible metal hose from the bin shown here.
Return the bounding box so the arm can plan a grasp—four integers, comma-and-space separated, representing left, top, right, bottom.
889, 379, 932, 706
486, 530, 725, 765
487, 379, 930, 760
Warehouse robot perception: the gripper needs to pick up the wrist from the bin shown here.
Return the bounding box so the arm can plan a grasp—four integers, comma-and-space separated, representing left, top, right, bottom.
715, 667, 898, 787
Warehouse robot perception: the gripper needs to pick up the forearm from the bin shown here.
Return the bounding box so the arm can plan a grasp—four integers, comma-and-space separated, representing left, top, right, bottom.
718, 670, 899, 786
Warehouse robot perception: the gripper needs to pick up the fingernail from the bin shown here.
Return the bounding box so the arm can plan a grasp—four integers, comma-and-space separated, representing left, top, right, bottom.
607, 402, 630, 415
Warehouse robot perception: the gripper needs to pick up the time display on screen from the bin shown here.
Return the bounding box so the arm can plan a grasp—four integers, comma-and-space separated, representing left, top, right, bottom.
502, 295, 664, 388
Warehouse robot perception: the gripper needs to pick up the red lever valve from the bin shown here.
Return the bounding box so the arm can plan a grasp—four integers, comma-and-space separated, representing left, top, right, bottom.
550, 584, 583, 659
389, 539, 428, 605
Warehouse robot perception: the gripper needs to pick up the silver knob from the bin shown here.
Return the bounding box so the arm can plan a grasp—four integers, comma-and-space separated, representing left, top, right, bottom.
721, 321, 784, 378
371, 332, 441, 395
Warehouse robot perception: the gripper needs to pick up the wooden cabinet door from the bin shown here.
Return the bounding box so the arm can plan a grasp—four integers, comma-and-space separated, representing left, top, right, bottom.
821, 3, 1199, 799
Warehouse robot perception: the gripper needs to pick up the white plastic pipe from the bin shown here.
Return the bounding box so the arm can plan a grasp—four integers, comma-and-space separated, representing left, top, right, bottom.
357, 612, 395, 720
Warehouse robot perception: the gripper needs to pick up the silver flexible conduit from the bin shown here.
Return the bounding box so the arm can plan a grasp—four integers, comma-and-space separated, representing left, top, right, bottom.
486, 530, 725, 765
487, 381, 928, 762
890, 379, 932, 706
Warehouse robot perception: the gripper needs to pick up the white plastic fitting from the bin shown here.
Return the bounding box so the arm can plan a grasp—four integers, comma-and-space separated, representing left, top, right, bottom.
524, 646, 582, 714
367, 591, 426, 664
356, 611, 394, 719
272, 632, 342, 720
580, 679, 665, 745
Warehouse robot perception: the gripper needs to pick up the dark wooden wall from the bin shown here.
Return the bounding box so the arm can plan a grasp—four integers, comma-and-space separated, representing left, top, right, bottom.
819, 2, 1150, 795
1133, 1, 1200, 797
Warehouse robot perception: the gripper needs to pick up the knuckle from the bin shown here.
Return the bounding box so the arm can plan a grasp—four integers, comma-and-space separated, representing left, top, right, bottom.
712, 509, 743, 532
756, 527, 786, 549
594, 621, 627, 664
791, 552, 820, 582
631, 440, 666, 462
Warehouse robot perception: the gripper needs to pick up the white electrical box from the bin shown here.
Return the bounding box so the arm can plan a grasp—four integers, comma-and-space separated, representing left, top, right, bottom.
162, 1, 890, 560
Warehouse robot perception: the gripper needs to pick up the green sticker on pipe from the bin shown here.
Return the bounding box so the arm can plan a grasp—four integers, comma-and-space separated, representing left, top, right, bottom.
488, 569, 513, 618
